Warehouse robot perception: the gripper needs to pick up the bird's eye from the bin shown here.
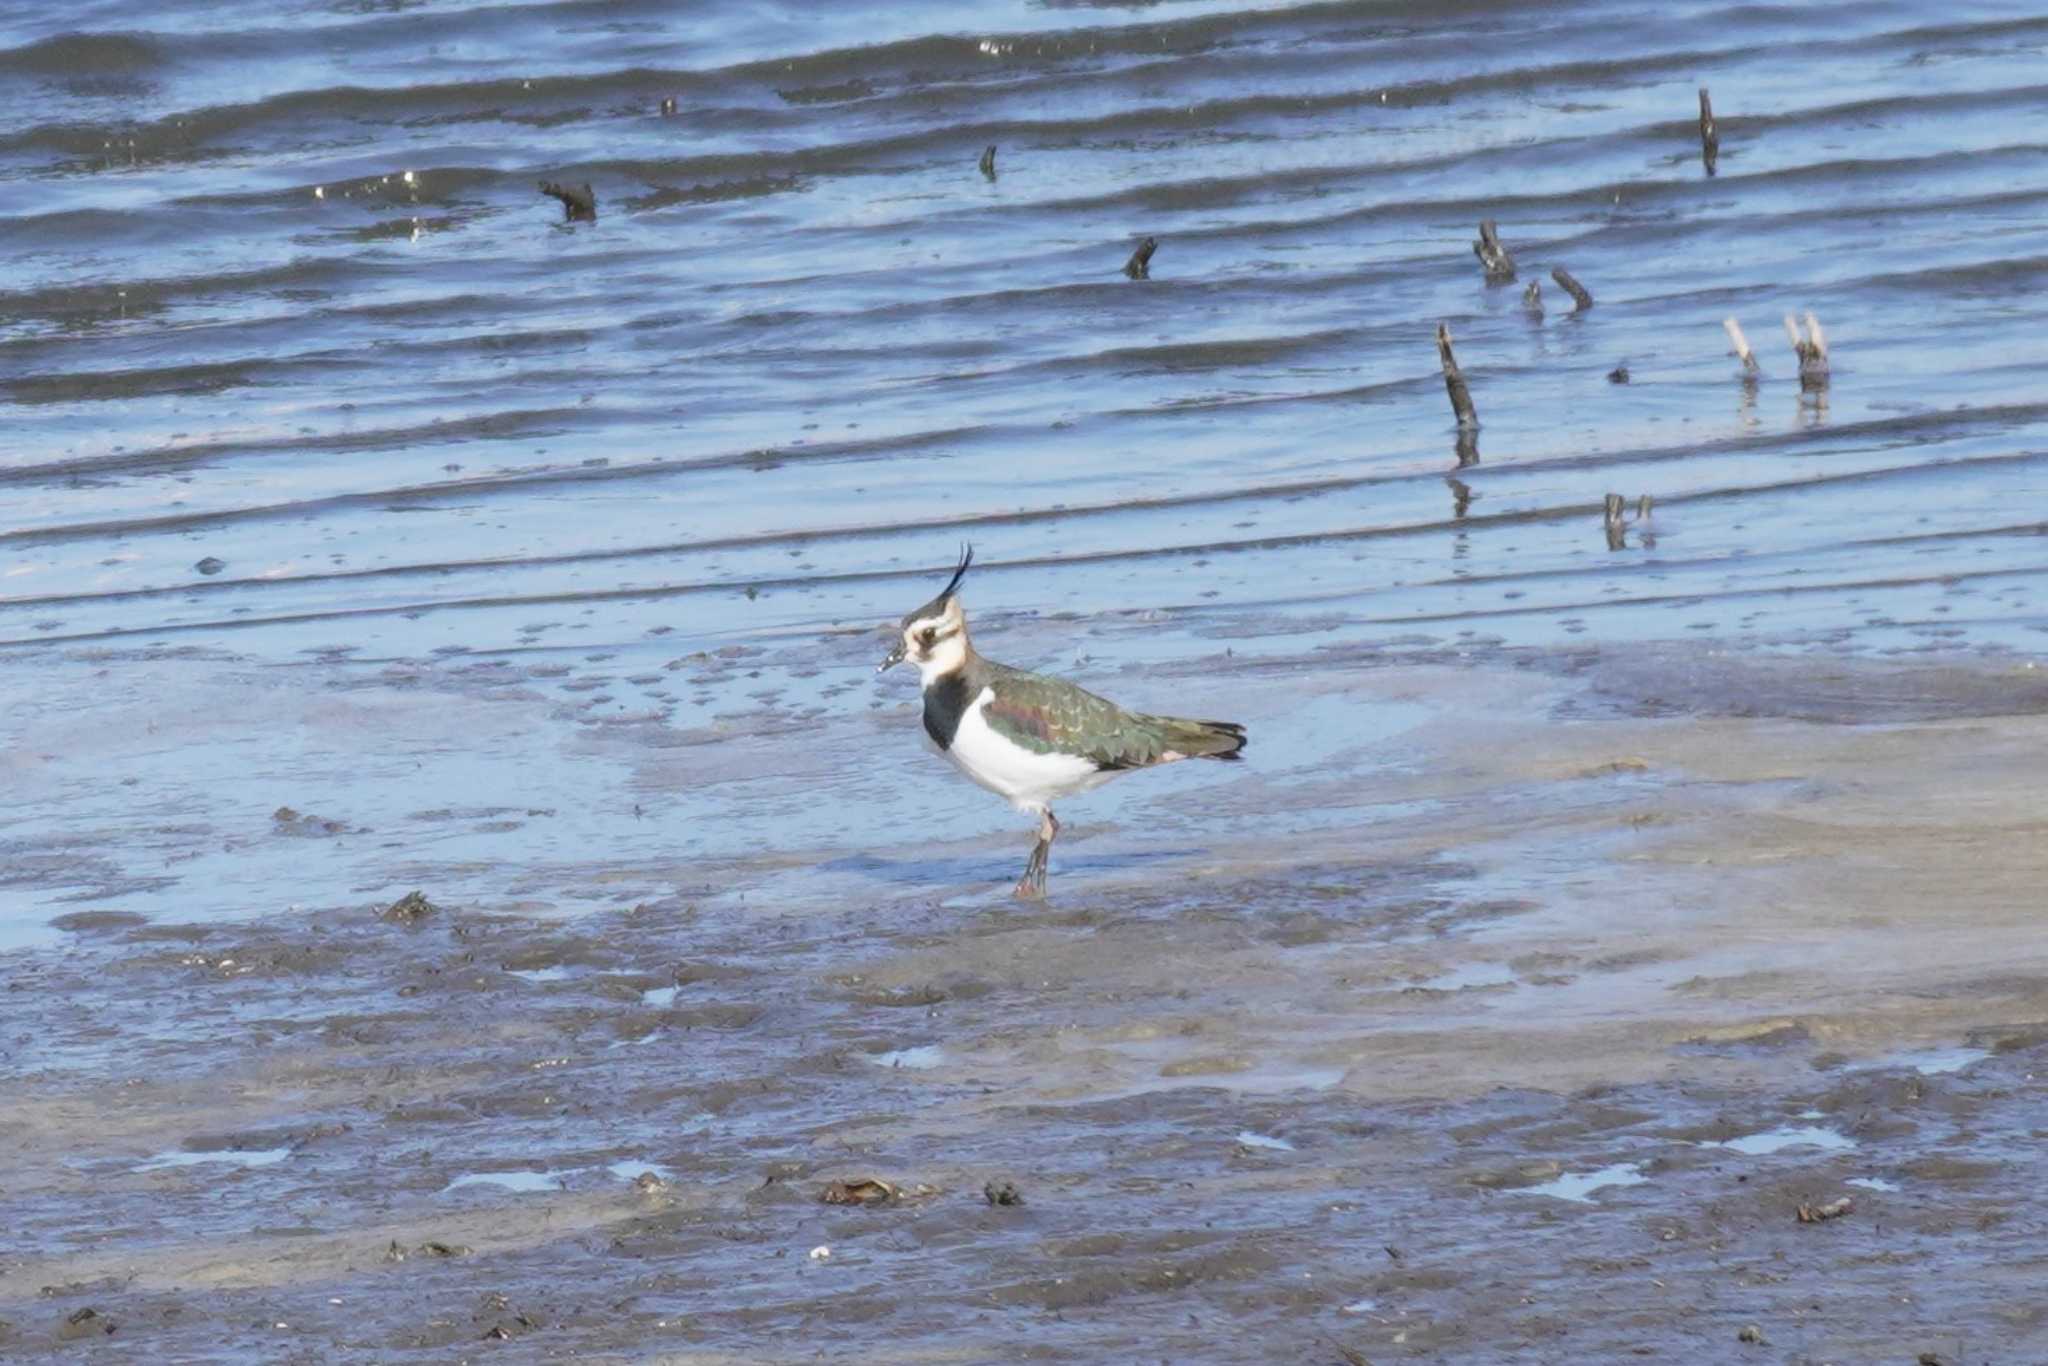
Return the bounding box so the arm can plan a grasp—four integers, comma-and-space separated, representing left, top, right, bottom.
918, 628, 937, 648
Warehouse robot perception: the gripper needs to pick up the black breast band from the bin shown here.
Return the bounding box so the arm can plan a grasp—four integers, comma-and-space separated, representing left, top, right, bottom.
922, 670, 976, 750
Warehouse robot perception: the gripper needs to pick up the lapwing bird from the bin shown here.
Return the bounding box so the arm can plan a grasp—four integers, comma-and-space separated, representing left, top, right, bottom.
878, 547, 1246, 898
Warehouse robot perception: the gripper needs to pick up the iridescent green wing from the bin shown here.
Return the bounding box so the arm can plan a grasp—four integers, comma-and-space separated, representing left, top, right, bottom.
978, 663, 1167, 770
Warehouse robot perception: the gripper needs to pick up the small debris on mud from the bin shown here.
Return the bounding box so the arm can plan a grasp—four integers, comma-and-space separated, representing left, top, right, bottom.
1795, 1196, 1854, 1223
193, 556, 226, 576
476, 1291, 540, 1341
272, 806, 351, 836
633, 1171, 668, 1194
807, 1245, 831, 1261
55, 1307, 117, 1341
1737, 1324, 1767, 1345
381, 890, 439, 925
1968, 1022, 2048, 1054
836, 980, 948, 1008
821, 1178, 899, 1206
387, 1238, 472, 1262
983, 1179, 1025, 1207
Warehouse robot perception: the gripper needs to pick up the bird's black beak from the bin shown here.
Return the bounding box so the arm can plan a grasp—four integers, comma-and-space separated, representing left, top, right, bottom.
878, 640, 906, 674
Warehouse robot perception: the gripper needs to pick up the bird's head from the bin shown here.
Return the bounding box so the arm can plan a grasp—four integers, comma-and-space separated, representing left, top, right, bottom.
879, 545, 973, 680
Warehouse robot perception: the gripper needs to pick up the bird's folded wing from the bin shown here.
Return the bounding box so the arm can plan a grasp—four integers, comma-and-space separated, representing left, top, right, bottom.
980, 671, 1164, 771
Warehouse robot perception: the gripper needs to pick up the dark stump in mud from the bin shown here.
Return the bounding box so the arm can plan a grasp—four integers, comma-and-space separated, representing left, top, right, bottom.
1699, 86, 1720, 175
539, 180, 597, 223
1551, 266, 1593, 311
1472, 219, 1516, 283
1435, 322, 1477, 430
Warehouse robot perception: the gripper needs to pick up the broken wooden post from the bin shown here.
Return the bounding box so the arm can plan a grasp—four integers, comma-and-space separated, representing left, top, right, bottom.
1636, 494, 1654, 520
1551, 267, 1593, 311
1723, 317, 1759, 374
1436, 322, 1477, 430
659, 96, 677, 117
1604, 493, 1627, 550
1698, 87, 1719, 175
1522, 279, 1542, 315
1123, 235, 1157, 280
1472, 219, 1516, 283
539, 180, 597, 222
1785, 311, 1829, 389
1455, 428, 1479, 468
979, 144, 997, 180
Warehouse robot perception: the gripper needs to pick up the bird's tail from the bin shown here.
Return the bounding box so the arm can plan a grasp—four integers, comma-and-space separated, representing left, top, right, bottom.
1152, 715, 1247, 761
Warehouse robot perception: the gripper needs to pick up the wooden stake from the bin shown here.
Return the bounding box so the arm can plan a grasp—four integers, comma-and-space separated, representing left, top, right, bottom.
1698, 87, 1719, 176
1784, 311, 1829, 389
1522, 280, 1543, 315
1123, 236, 1157, 280
1551, 267, 1593, 311
1437, 322, 1477, 430
1722, 317, 1759, 374
979, 144, 997, 180
1803, 311, 1829, 371
1472, 219, 1516, 283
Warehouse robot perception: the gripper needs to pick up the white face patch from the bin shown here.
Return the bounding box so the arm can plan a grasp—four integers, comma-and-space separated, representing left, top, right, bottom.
901, 599, 969, 682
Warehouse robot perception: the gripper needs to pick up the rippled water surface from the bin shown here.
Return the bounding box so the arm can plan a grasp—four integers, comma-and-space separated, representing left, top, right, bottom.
4, 0, 2045, 663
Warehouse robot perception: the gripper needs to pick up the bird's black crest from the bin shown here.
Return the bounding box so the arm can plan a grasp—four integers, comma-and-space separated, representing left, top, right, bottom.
899, 544, 974, 627
938, 543, 973, 601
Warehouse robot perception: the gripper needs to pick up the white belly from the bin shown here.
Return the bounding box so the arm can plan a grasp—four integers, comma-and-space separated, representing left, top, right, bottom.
946, 686, 1117, 814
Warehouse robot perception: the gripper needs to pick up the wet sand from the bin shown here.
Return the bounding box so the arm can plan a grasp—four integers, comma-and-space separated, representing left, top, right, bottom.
5, 640, 2047, 1362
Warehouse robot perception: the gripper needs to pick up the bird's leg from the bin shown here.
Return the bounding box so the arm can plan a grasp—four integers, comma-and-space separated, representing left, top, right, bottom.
1013, 809, 1059, 900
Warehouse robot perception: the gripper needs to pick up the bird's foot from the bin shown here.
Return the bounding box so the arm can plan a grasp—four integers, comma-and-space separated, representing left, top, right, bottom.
1012, 877, 1046, 901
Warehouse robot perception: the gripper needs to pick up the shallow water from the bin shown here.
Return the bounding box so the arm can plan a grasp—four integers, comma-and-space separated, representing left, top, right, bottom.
1523, 1161, 1647, 1203
1701, 1123, 1856, 1155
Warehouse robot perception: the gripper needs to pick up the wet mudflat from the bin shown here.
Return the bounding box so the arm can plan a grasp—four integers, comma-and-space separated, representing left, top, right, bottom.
6, 639, 2048, 1362
7, 0, 2048, 1358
